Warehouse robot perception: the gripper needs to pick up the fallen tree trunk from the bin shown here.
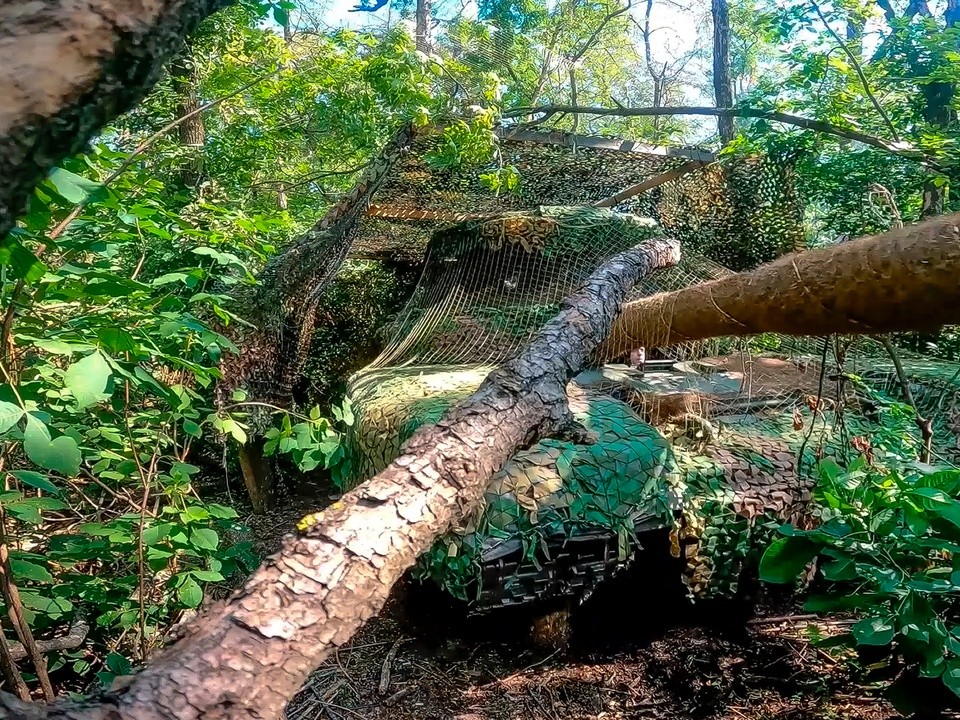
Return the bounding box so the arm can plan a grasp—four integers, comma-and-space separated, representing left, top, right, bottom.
0, 0, 233, 240
0, 239, 680, 720
600, 212, 960, 358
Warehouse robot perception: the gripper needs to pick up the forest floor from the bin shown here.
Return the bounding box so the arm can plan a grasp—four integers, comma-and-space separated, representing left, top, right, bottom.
245, 491, 901, 720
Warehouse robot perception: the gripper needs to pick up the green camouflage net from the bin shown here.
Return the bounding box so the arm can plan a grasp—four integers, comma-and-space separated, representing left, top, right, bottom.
341, 206, 960, 609
346, 125, 804, 272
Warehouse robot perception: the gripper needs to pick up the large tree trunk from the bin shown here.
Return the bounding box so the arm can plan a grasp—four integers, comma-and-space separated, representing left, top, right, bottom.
600, 212, 960, 357
0, 0, 233, 241
711, 0, 735, 145
0, 238, 681, 720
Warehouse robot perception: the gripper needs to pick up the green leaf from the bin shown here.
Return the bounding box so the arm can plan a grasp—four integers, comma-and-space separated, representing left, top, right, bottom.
183, 420, 202, 438
105, 652, 132, 676
852, 616, 895, 646
10, 559, 54, 584
10, 470, 60, 495
23, 415, 81, 476
19, 592, 72, 619
759, 536, 819, 584
206, 503, 238, 519
0, 236, 47, 283
64, 351, 112, 408
142, 523, 173, 546
215, 416, 247, 444
944, 660, 960, 698
47, 168, 107, 204
0, 401, 24, 434
178, 577, 203, 608
189, 528, 219, 551
191, 569, 225, 582
96, 328, 138, 354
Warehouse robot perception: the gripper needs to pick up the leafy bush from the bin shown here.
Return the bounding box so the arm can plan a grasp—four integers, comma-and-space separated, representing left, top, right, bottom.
760, 458, 960, 711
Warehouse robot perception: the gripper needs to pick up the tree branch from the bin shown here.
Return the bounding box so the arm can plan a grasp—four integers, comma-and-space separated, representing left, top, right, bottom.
504, 104, 943, 169
599, 212, 960, 358
809, 0, 900, 142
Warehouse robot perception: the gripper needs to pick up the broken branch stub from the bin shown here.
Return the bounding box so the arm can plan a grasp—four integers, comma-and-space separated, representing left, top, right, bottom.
0, 238, 678, 720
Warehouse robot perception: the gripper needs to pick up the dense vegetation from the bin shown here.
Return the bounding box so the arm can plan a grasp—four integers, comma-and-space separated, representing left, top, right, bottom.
0, 0, 958, 710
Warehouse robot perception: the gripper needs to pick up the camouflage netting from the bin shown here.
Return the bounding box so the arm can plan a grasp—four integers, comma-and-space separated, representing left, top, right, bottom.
347, 125, 804, 272
341, 206, 960, 610
231, 120, 805, 426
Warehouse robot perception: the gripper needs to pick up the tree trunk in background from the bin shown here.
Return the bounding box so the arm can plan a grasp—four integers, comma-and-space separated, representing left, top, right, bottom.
0, 0, 232, 241
920, 0, 959, 217
415, 0, 432, 52
642, 0, 666, 141
1, 238, 680, 720
599, 213, 960, 357
169, 50, 206, 188
712, 0, 735, 145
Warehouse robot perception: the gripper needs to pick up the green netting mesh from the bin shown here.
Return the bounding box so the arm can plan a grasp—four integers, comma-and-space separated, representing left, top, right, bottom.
346, 125, 804, 271
339, 204, 959, 608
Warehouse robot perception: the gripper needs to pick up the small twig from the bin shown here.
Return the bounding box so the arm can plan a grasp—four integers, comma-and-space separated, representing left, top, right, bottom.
880, 336, 933, 462
0, 534, 54, 700
0, 617, 30, 701
809, 0, 900, 142
747, 613, 818, 625
797, 337, 831, 474
384, 685, 415, 706
378, 637, 403, 695
124, 393, 162, 662
332, 649, 360, 699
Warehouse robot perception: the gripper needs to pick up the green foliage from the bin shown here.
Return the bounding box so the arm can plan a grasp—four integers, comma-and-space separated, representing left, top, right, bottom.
261, 398, 353, 477
760, 460, 960, 711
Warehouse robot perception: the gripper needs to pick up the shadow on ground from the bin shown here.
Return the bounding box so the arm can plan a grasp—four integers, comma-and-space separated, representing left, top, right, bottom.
283, 532, 896, 720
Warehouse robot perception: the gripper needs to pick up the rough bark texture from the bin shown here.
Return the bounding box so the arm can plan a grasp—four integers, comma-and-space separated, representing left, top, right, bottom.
711, 0, 734, 145
0, 0, 234, 241
415, 0, 432, 52
169, 49, 206, 187
0, 239, 679, 720
600, 213, 960, 358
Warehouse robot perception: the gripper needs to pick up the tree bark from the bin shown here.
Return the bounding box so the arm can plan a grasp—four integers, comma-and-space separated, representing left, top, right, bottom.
169, 49, 206, 188
712, 0, 735, 145
0, 0, 233, 241
599, 212, 960, 358
0, 238, 680, 720
415, 0, 432, 52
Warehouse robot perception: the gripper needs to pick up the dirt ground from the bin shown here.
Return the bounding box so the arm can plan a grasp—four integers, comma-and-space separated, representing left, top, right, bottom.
246, 498, 903, 720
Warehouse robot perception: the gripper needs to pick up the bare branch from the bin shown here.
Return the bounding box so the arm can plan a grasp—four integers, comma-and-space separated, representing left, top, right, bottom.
809, 0, 900, 142
504, 104, 943, 169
